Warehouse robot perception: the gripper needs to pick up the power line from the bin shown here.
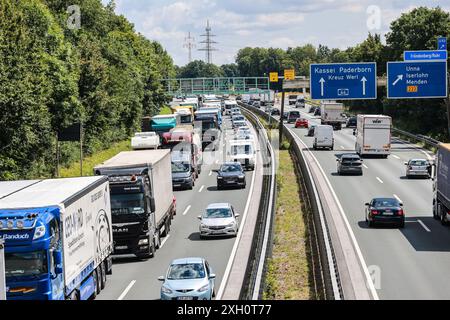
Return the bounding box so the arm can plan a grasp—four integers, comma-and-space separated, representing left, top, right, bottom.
198, 20, 218, 64
183, 32, 196, 63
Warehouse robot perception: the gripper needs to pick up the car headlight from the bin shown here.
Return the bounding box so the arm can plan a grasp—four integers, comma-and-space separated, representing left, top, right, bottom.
33, 225, 46, 240
226, 222, 236, 228
200, 224, 208, 229
217, 176, 223, 179
238, 175, 245, 179
138, 238, 149, 245
161, 286, 173, 294
198, 284, 210, 292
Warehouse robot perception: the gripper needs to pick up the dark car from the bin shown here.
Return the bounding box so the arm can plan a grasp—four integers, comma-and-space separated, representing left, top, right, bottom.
307, 125, 317, 137
282, 111, 288, 120
365, 198, 405, 228
314, 108, 321, 116
337, 154, 363, 175
252, 101, 261, 108
287, 111, 301, 124
215, 162, 246, 190
270, 108, 281, 116
308, 106, 317, 114
346, 117, 357, 128
171, 161, 194, 190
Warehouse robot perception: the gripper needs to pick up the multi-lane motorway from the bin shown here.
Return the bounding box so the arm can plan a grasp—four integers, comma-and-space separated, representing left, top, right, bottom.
98, 112, 258, 300
276, 101, 450, 299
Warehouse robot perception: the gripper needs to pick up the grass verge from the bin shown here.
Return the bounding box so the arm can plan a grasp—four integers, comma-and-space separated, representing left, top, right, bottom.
60, 140, 131, 178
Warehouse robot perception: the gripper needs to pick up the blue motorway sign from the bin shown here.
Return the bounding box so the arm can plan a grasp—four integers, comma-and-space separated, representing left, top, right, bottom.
387, 61, 448, 99
438, 37, 447, 50
310, 62, 377, 100
404, 50, 447, 61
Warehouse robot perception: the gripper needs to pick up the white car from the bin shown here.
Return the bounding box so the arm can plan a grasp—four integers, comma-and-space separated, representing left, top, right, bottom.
198, 203, 240, 238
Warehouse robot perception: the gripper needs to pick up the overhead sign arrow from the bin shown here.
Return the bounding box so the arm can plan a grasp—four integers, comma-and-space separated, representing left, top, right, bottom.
392, 75, 403, 86
319, 78, 325, 96
361, 76, 367, 96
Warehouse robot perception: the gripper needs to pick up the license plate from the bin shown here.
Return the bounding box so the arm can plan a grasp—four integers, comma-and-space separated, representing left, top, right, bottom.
115, 245, 128, 250
177, 296, 193, 300
173, 184, 181, 187
211, 230, 223, 234
383, 211, 394, 216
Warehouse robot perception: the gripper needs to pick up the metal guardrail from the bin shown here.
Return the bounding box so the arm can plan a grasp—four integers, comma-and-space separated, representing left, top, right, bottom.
239, 102, 342, 300
238, 107, 277, 300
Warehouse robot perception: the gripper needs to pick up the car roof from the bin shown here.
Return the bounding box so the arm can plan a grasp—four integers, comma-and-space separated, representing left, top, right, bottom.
207, 203, 231, 210
371, 197, 399, 202
409, 158, 428, 162
171, 257, 204, 265
221, 162, 242, 166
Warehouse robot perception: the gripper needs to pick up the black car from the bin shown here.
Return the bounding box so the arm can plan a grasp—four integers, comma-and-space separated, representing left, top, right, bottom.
365, 198, 405, 228
270, 108, 281, 116
282, 111, 288, 120
171, 161, 194, 190
215, 162, 246, 190
287, 111, 300, 124
337, 154, 363, 175
308, 106, 317, 113
346, 117, 357, 128
314, 108, 321, 116
307, 125, 316, 137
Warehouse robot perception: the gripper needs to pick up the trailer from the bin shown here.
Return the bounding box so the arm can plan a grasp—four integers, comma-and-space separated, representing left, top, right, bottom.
0, 177, 113, 300
320, 102, 346, 130
433, 144, 450, 225
94, 150, 175, 259
355, 115, 392, 157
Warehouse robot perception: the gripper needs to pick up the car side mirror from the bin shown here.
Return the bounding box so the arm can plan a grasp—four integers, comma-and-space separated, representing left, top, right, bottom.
365, 203, 370, 206
399, 203, 404, 206
158, 276, 165, 281
336, 159, 339, 161
353, 130, 356, 136
209, 273, 216, 279
404, 162, 408, 165
235, 213, 240, 218
197, 215, 202, 220
212, 169, 219, 173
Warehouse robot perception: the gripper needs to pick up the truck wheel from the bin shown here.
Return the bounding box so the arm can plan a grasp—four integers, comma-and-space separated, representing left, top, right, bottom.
162, 220, 170, 237
433, 200, 439, 220
441, 206, 449, 226
92, 269, 99, 298
100, 261, 107, 290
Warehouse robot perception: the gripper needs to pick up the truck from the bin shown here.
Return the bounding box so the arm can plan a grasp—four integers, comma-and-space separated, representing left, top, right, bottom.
228, 139, 256, 170
151, 115, 180, 135
171, 106, 194, 124
433, 144, 450, 225
288, 94, 298, 105
354, 115, 392, 158
131, 132, 160, 150
194, 110, 221, 149
94, 150, 175, 259
320, 101, 346, 130
0, 176, 113, 300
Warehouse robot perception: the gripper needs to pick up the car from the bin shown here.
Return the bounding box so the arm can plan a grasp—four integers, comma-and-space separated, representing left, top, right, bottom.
295, 118, 309, 128
287, 111, 301, 124
365, 197, 405, 228
307, 125, 317, 137
405, 159, 431, 179
171, 160, 195, 190
282, 112, 288, 120
214, 162, 246, 189
233, 120, 247, 131
198, 203, 240, 238
158, 257, 216, 300
337, 154, 363, 175
252, 101, 261, 108
314, 108, 321, 116
295, 98, 306, 108
308, 106, 317, 114
270, 108, 281, 116
346, 117, 357, 128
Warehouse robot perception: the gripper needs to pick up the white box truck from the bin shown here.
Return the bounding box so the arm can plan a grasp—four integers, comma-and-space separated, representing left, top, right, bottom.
355, 115, 392, 157
228, 139, 256, 170
320, 102, 346, 130
94, 150, 175, 259
0, 176, 113, 300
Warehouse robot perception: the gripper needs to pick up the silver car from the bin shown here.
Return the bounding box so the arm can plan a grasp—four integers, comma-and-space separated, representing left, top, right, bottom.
405, 159, 431, 178
198, 203, 240, 238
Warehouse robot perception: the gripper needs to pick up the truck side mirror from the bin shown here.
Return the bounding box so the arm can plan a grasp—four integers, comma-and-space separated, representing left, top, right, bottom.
53, 250, 63, 275
149, 197, 156, 213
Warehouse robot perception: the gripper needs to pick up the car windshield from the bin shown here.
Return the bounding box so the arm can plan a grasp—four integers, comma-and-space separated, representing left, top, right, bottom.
201, 121, 216, 130
204, 208, 232, 218
167, 263, 206, 280
172, 162, 190, 173
5, 251, 48, 277
410, 160, 428, 166
111, 193, 145, 215
221, 164, 242, 172
341, 157, 360, 163
372, 199, 399, 208
233, 116, 244, 121
289, 112, 300, 118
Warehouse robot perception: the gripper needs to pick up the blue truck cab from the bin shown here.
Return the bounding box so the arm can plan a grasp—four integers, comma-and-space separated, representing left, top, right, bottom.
0, 177, 113, 300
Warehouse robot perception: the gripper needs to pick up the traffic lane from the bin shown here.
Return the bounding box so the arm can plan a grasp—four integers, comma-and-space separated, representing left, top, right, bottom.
288, 123, 450, 299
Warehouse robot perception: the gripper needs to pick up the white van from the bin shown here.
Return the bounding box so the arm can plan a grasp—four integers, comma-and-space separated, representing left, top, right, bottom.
313, 125, 334, 150
228, 139, 256, 170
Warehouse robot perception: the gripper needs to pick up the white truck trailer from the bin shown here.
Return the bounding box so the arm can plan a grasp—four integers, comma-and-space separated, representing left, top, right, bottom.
320, 101, 346, 130
355, 115, 392, 158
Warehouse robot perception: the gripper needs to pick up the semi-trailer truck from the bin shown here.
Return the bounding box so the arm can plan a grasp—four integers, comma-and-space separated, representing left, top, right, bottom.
0, 177, 113, 300
433, 144, 450, 225
355, 115, 392, 158
320, 102, 346, 130
94, 150, 175, 259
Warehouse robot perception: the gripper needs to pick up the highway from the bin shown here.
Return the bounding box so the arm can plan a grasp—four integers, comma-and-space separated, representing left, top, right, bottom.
273, 100, 450, 299
97, 111, 258, 300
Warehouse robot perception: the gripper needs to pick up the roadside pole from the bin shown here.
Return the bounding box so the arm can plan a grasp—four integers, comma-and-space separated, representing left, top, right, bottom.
279, 86, 286, 147
0, 239, 6, 300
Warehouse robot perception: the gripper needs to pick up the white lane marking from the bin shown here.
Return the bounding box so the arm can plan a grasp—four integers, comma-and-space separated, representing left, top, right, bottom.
209, 170, 213, 176
376, 177, 384, 184
286, 126, 379, 300
159, 234, 170, 248
117, 280, 136, 300
182, 205, 191, 216
393, 194, 403, 203
417, 219, 431, 232
362, 164, 368, 169
216, 143, 257, 300
198, 185, 205, 193
394, 139, 433, 161
392, 155, 400, 160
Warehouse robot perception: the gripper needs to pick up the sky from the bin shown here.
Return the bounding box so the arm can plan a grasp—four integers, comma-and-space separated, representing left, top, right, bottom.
102, 0, 450, 66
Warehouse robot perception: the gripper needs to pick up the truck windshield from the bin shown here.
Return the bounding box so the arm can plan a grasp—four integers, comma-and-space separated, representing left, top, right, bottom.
180, 115, 192, 124
5, 251, 48, 277
172, 162, 190, 173
111, 193, 145, 215
201, 121, 216, 130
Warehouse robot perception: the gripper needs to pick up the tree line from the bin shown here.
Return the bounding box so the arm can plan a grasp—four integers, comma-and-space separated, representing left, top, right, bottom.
176, 7, 450, 140
0, 0, 175, 180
